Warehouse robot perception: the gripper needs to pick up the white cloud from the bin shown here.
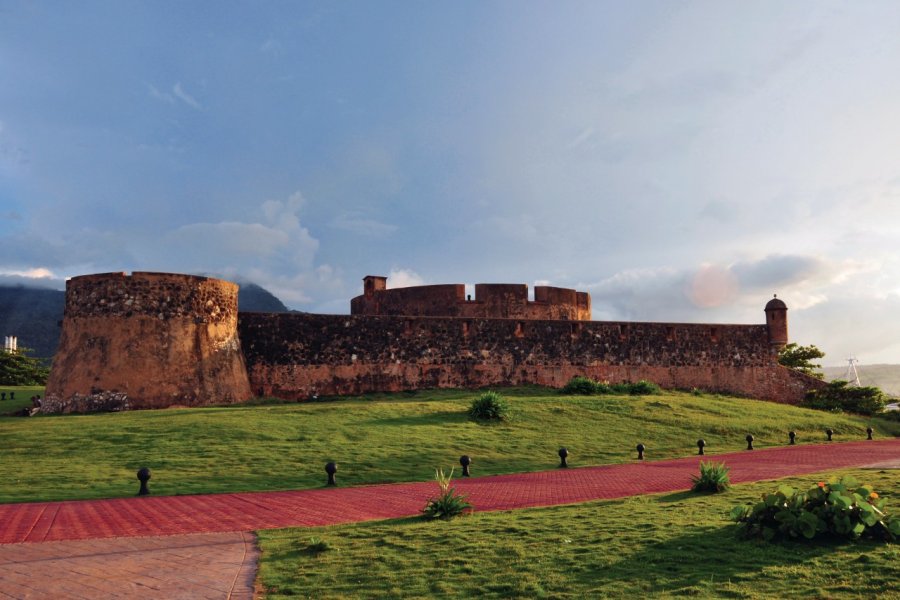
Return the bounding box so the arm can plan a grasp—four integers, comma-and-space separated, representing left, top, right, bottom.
147, 83, 175, 104
172, 83, 202, 109
260, 38, 282, 55
0, 270, 64, 289
0, 267, 57, 279
331, 211, 398, 237
150, 190, 324, 306
386, 268, 425, 289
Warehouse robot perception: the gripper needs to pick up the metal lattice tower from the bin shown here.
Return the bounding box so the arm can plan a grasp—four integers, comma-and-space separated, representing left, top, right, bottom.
844, 356, 861, 387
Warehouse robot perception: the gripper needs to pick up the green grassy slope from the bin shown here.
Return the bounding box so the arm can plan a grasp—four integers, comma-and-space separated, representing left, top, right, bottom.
2, 387, 897, 503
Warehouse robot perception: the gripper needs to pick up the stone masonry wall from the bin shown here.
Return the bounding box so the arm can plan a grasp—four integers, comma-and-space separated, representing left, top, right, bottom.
351, 281, 592, 321
44, 272, 253, 413
239, 313, 818, 403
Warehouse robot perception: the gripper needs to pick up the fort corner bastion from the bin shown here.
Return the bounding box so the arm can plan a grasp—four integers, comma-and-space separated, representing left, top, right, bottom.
44, 272, 824, 413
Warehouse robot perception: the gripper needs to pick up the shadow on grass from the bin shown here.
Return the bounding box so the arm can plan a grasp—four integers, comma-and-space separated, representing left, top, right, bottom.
657, 490, 696, 503
582, 524, 842, 596
365, 410, 470, 427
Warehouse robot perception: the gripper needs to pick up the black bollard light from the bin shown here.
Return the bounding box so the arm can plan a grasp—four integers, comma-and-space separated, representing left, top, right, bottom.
636, 443, 645, 460
789, 431, 796, 445
1, 392, 5, 401
459, 455, 471, 477
697, 439, 706, 456
325, 462, 337, 486
9, 392, 13, 400
136, 467, 151, 496
745, 434, 754, 451
867, 427, 874, 441
558, 447, 569, 468
826, 428, 834, 442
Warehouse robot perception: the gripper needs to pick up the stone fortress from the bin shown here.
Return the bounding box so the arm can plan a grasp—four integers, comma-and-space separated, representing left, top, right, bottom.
43, 271, 823, 413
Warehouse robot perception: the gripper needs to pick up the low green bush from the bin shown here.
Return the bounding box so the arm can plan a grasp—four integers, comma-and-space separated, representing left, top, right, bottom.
422, 468, 472, 520
468, 391, 509, 420
561, 376, 599, 395
628, 380, 661, 395
305, 536, 331, 554
691, 461, 731, 493
731, 475, 900, 542
803, 381, 886, 416
561, 377, 660, 396
876, 410, 900, 422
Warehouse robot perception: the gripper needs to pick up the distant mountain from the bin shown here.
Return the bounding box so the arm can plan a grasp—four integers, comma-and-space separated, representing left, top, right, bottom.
238, 282, 290, 313
0, 281, 292, 361
0, 286, 65, 361
822, 364, 900, 398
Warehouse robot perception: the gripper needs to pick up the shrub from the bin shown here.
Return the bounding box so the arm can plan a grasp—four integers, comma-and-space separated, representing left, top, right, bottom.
305, 536, 331, 554
561, 376, 599, 395
877, 410, 900, 422
561, 377, 660, 396
423, 468, 472, 520
468, 391, 509, 420
731, 475, 900, 542
691, 461, 731, 493
628, 380, 661, 395
802, 380, 886, 416
0, 347, 49, 386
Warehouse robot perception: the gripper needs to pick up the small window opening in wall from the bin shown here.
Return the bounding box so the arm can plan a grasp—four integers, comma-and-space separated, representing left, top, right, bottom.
710, 327, 718, 342
618, 324, 627, 341
571, 323, 581, 337
515, 321, 525, 337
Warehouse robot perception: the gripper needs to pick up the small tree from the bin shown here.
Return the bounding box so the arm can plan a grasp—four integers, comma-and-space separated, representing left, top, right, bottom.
0, 347, 50, 386
803, 380, 886, 416
778, 343, 825, 379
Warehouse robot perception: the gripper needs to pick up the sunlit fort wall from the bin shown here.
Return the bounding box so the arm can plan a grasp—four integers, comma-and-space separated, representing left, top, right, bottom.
44, 272, 823, 413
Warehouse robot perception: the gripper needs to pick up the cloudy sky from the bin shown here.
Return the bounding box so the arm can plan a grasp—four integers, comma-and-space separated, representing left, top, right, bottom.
2, 1, 900, 365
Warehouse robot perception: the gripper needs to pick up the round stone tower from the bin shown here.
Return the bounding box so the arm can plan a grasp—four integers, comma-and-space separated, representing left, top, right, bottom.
764, 295, 788, 349
44, 272, 253, 413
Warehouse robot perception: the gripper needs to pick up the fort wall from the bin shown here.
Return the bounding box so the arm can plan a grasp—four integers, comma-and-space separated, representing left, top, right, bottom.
350, 276, 592, 320
43, 272, 253, 412
43, 271, 822, 413
238, 312, 818, 404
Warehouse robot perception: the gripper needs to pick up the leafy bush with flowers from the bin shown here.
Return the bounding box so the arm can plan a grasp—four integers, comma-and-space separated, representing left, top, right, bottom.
731, 475, 900, 542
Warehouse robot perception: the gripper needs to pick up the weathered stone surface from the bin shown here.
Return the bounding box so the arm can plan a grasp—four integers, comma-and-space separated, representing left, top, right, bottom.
44, 272, 253, 412
41, 391, 130, 414
351, 277, 592, 320
239, 313, 825, 403
45, 270, 823, 412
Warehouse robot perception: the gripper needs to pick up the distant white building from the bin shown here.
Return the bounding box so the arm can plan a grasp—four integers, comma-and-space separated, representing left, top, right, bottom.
3, 336, 17, 353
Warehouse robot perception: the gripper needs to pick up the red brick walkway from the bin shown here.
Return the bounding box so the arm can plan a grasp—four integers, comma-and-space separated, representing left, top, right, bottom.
3, 439, 899, 545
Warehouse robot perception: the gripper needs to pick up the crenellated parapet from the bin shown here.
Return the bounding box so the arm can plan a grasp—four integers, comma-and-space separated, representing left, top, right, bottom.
350, 276, 592, 320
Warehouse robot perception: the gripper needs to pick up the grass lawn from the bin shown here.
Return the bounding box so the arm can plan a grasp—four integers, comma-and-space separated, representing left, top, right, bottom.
2, 387, 898, 503
256, 467, 900, 599
0, 385, 44, 415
